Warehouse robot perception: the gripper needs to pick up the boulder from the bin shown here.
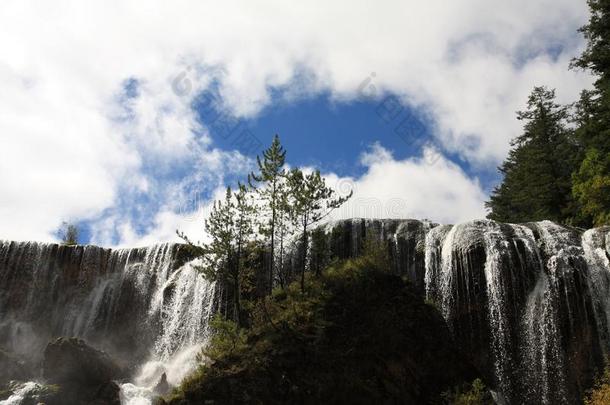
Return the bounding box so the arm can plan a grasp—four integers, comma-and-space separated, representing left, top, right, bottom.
42, 337, 123, 387
89, 381, 121, 405
42, 337, 124, 403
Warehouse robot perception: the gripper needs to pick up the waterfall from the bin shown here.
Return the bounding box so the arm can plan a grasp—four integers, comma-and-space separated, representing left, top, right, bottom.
0, 240, 217, 404
152, 260, 216, 359
0, 382, 47, 405
582, 227, 610, 351
2, 220, 610, 404
311, 217, 603, 403
422, 220, 609, 404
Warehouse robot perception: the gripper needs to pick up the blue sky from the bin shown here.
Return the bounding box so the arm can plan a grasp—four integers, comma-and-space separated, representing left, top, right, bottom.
241, 96, 501, 189
211, 95, 433, 175
73, 90, 499, 245
0, 0, 592, 246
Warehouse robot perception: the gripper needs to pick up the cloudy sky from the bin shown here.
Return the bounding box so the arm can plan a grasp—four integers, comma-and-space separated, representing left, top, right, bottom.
0, 0, 593, 246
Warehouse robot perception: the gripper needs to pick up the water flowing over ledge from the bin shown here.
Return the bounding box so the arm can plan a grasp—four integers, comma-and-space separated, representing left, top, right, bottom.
1, 219, 609, 404
0, 242, 216, 403
304, 219, 610, 404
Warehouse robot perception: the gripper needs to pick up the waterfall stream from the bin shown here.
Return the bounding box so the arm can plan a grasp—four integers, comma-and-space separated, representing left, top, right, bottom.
0, 241, 216, 405
423, 220, 609, 404
1, 219, 609, 404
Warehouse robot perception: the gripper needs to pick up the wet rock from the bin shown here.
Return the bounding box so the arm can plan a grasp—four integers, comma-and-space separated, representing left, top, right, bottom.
43, 337, 124, 387
42, 337, 124, 403
153, 372, 171, 396
0, 241, 185, 365
89, 381, 121, 405
299, 219, 436, 293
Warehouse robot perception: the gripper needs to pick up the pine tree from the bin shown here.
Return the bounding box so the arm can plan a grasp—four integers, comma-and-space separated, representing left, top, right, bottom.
288, 168, 352, 292
570, 0, 610, 226
248, 134, 287, 293
486, 87, 579, 224
60, 222, 79, 246
274, 180, 293, 288
231, 183, 256, 323
573, 148, 610, 226
178, 185, 255, 326
309, 227, 330, 278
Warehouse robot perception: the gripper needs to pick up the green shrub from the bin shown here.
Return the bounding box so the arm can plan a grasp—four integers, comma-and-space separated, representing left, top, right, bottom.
442, 379, 493, 405
585, 362, 610, 405
201, 314, 248, 362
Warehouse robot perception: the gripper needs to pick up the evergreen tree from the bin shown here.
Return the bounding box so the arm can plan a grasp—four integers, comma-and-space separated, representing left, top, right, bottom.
248, 134, 287, 293
231, 183, 256, 323
309, 227, 330, 278
570, 0, 610, 226
178, 185, 255, 326
288, 168, 352, 292
573, 148, 610, 226
486, 87, 579, 224
60, 222, 79, 246
274, 181, 293, 288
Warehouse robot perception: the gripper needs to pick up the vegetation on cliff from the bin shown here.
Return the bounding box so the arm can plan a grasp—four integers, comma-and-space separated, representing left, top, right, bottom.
166, 249, 483, 405
178, 135, 352, 326
585, 362, 610, 405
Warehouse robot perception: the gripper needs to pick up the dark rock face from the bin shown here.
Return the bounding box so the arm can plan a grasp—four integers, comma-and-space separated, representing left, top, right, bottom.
90, 381, 121, 405
42, 337, 123, 404
290, 218, 435, 293
42, 337, 124, 388
307, 219, 610, 404
0, 241, 217, 367
1, 220, 610, 404
424, 221, 610, 404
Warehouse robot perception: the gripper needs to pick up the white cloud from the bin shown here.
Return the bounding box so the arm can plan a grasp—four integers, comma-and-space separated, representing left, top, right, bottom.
120, 144, 487, 248
0, 0, 593, 244
328, 144, 487, 224
359, 142, 394, 166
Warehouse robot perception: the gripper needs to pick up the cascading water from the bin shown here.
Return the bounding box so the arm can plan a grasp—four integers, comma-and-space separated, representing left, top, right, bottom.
303, 218, 609, 403
1, 220, 609, 404
582, 227, 610, 351
0, 382, 47, 405
0, 240, 216, 405
423, 220, 609, 404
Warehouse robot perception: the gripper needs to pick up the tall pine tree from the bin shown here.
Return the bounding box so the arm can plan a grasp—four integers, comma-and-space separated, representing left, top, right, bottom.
570, 0, 610, 226
486, 87, 579, 224
178, 185, 255, 326
288, 168, 352, 292
248, 135, 287, 293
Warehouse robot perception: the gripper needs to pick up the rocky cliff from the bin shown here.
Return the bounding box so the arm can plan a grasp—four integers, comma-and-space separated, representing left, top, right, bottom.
312, 219, 610, 404
1, 219, 609, 404
0, 241, 216, 368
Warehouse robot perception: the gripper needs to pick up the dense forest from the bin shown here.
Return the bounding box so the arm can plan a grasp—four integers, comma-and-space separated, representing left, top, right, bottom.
486, 0, 610, 228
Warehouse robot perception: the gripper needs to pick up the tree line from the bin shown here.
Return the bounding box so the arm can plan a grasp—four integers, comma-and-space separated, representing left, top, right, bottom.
487, 0, 610, 228
178, 135, 351, 325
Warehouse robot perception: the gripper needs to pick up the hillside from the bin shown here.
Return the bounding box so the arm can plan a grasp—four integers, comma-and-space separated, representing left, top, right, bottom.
167, 256, 483, 404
